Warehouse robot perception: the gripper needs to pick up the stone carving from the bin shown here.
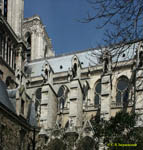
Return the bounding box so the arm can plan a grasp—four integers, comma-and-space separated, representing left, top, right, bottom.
41, 62, 49, 82
16, 67, 22, 82
102, 50, 112, 74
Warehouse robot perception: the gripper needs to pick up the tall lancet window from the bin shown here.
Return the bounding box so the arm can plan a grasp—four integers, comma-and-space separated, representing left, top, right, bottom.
4, 0, 8, 19
94, 80, 101, 106
57, 85, 69, 111
116, 76, 129, 105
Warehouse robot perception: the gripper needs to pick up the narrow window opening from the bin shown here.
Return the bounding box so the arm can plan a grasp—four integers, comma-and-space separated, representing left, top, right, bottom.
73, 63, 77, 78
60, 65, 63, 69
4, 0, 8, 19
21, 99, 25, 114
94, 80, 101, 106
116, 77, 129, 106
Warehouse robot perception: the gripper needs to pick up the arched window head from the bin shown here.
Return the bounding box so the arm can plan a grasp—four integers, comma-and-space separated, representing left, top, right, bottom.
72, 55, 80, 78
116, 76, 129, 105
94, 80, 101, 106
57, 85, 69, 111
73, 63, 77, 78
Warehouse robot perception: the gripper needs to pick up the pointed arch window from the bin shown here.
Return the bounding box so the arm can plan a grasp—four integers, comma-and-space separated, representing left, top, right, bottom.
35, 88, 41, 112
72, 63, 77, 78
94, 80, 101, 106
116, 76, 129, 105
57, 85, 69, 111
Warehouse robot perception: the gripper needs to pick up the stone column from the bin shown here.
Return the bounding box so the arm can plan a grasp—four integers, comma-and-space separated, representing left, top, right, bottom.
4, 36, 8, 61
101, 74, 112, 120
69, 80, 83, 129
10, 0, 24, 38
15, 44, 23, 85
31, 31, 36, 60
41, 85, 57, 130
100, 50, 112, 120
135, 68, 143, 126
135, 42, 143, 126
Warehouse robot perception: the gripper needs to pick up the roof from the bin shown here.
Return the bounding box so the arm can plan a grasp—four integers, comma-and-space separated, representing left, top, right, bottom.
0, 80, 16, 113
27, 42, 137, 77
27, 50, 98, 77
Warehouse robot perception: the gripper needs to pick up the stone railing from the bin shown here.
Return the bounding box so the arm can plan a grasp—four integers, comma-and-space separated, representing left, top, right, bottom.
111, 100, 134, 108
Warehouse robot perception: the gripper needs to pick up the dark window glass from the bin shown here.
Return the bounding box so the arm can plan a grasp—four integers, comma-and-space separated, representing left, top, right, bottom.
116, 77, 129, 104
123, 90, 129, 102
94, 80, 101, 106
36, 88, 41, 100
94, 95, 99, 105
58, 86, 68, 110
60, 97, 65, 109
117, 78, 128, 91
95, 82, 101, 94
58, 86, 64, 97
21, 99, 24, 114
4, 0, 8, 19
116, 91, 121, 104
73, 63, 77, 78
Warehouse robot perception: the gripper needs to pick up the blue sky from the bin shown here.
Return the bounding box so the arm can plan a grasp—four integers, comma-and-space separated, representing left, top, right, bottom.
24, 0, 105, 55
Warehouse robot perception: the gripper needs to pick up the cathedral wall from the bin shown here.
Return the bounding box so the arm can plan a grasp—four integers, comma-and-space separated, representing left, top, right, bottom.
0, 63, 15, 81
0, 109, 32, 150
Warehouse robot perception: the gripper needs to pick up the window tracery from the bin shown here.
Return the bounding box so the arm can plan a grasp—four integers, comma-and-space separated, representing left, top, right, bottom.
94, 80, 101, 106
57, 85, 69, 111
116, 76, 129, 105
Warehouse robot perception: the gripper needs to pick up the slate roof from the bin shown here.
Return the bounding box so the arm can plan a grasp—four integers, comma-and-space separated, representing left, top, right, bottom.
27, 43, 137, 77
27, 49, 98, 77
0, 80, 16, 113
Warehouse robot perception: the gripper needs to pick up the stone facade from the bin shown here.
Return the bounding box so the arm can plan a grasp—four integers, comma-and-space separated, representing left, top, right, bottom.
0, 0, 143, 150
0, 108, 32, 150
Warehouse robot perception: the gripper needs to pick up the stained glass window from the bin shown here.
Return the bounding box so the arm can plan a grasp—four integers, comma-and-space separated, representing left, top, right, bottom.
116, 77, 129, 105
58, 86, 68, 110
94, 80, 101, 106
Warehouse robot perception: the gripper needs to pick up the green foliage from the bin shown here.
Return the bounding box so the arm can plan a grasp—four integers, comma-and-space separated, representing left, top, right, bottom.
91, 111, 143, 150
47, 138, 66, 150
76, 136, 95, 150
